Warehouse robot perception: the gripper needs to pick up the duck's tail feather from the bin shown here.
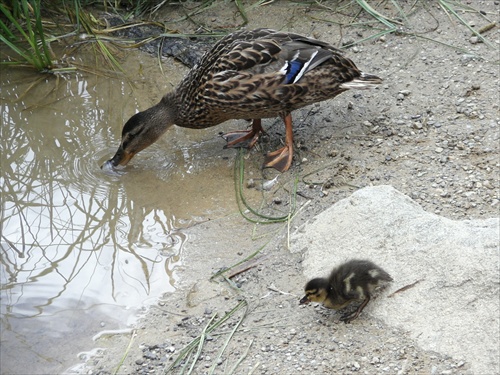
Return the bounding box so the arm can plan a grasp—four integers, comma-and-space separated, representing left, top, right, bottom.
340, 72, 382, 90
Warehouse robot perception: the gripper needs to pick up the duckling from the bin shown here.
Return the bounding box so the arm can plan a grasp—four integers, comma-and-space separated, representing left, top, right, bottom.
299, 259, 392, 323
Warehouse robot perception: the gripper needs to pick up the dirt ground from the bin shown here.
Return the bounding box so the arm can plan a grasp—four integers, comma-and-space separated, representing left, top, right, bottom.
82, 1, 499, 374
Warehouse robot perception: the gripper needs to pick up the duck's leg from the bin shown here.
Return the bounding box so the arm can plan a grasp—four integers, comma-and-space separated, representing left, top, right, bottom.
222, 119, 265, 149
340, 296, 370, 323
263, 114, 294, 172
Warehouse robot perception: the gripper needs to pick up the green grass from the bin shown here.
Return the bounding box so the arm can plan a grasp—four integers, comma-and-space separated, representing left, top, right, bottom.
164, 300, 249, 374
1, 0, 495, 72
0, 0, 54, 71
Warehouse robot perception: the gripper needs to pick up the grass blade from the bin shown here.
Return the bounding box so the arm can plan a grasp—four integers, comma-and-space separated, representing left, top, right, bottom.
234, 149, 298, 224
354, 0, 398, 30
234, 0, 248, 25
165, 300, 248, 374
228, 338, 254, 375
439, 0, 494, 48
208, 301, 249, 374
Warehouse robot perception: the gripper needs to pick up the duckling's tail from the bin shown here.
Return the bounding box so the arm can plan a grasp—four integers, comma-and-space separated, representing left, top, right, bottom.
340, 72, 382, 90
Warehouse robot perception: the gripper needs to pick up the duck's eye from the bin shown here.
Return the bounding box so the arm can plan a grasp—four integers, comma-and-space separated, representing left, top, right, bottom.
128, 125, 144, 137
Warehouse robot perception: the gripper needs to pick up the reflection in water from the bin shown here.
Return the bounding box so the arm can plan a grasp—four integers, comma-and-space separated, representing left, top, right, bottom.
0, 58, 228, 374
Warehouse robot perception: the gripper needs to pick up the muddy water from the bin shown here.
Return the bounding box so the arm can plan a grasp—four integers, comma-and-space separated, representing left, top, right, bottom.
0, 51, 239, 374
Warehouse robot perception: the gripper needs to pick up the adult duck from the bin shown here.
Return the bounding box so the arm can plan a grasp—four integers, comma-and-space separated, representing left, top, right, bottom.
103, 28, 382, 172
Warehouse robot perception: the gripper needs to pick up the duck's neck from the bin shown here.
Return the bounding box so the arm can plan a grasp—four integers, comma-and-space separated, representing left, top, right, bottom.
155, 91, 178, 127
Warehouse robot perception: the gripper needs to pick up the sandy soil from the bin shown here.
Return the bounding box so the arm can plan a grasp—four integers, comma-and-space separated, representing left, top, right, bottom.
82, 2, 499, 374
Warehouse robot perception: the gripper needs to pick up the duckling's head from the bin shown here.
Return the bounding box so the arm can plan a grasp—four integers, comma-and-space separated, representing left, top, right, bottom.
299, 278, 330, 305
102, 96, 177, 169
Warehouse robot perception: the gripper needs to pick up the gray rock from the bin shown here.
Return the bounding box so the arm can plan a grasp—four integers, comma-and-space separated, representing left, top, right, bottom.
291, 186, 499, 374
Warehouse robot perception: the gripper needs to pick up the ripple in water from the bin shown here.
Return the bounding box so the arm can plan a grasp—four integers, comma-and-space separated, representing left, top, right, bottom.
0, 66, 193, 375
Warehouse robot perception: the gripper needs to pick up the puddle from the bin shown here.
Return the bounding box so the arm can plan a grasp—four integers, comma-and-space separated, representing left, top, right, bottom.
0, 51, 239, 374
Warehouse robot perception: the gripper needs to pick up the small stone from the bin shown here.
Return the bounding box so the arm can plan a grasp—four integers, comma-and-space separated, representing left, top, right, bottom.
435, 147, 444, 153
440, 191, 450, 198
483, 180, 493, 189
469, 36, 479, 44
143, 351, 158, 360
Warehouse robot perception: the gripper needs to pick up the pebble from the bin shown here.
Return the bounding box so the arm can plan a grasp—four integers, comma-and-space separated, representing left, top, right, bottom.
142, 351, 158, 360
483, 180, 493, 189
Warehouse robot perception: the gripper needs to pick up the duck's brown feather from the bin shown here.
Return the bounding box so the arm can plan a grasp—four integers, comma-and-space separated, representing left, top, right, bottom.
173, 28, 379, 128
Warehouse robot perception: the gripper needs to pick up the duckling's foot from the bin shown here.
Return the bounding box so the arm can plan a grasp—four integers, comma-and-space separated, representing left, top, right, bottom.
340, 297, 370, 323
340, 312, 358, 324
222, 119, 265, 149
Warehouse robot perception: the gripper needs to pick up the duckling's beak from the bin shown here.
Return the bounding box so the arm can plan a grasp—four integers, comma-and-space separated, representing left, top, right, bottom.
299, 295, 311, 305
101, 146, 135, 170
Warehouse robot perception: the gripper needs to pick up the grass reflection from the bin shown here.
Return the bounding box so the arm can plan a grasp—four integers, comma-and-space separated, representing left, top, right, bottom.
0, 72, 182, 320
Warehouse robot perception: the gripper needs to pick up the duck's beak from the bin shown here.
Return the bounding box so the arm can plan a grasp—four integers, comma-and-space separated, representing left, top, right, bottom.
299, 296, 310, 305
101, 146, 135, 170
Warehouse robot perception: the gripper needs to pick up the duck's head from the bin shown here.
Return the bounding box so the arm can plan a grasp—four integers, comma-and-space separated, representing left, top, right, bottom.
102, 97, 176, 170
299, 278, 330, 305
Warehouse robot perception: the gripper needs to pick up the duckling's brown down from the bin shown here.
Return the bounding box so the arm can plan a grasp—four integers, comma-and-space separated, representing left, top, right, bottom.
300, 259, 392, 323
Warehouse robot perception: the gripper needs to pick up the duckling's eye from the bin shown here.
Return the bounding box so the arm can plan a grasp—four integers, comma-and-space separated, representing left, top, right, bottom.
305, 289, 318, 298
